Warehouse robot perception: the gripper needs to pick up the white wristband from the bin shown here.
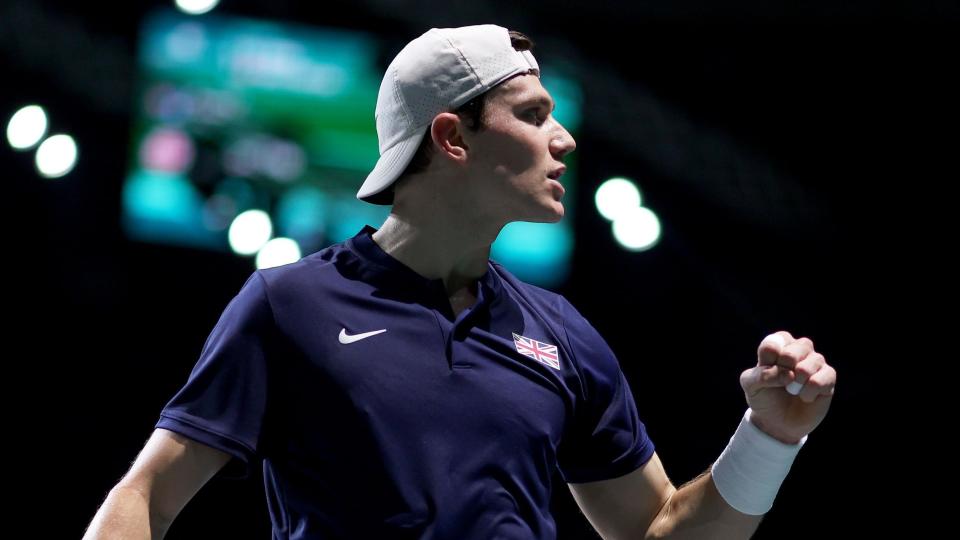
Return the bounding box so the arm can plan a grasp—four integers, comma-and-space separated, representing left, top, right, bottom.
710, 409, 807, 515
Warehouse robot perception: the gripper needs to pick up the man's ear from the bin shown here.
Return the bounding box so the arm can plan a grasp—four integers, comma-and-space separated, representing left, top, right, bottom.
430, 112, 469, 162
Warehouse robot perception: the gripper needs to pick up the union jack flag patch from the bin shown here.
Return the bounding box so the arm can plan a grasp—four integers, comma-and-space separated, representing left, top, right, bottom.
512, 333, 560, 370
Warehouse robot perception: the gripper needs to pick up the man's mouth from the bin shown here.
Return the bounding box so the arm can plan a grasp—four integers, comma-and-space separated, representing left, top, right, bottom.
547, 166, 566, 180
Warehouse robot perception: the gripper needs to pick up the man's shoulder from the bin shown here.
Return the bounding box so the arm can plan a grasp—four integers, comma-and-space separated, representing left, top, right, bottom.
488, 261, 602, 333
256, 240, 354, 292
489, 260, 572, 313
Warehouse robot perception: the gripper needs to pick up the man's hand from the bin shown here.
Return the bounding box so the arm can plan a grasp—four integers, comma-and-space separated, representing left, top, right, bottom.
739, 331, 837, 444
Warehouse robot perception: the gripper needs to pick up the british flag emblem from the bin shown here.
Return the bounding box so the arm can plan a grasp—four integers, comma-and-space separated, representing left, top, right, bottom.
512, 333, 560, 370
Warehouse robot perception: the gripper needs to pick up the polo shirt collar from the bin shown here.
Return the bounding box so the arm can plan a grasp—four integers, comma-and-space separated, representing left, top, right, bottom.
346, 226, 503, 313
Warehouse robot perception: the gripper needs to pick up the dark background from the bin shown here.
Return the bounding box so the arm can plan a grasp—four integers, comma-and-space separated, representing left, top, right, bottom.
3, 1, 951, 538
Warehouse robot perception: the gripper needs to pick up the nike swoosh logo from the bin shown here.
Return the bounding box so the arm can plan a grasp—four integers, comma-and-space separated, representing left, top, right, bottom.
339, 328, 387, 344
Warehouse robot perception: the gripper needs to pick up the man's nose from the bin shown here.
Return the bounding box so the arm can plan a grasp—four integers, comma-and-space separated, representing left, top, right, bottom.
550, 122, 576, 159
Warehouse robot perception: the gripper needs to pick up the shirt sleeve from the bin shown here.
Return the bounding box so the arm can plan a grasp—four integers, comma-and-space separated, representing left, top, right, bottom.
556, 300, 655, 484
155, 271, 275, 480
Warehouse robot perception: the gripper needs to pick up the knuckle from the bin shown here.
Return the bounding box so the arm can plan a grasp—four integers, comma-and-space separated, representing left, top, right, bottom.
795, 365, 815, 378
781, 351, 801, 365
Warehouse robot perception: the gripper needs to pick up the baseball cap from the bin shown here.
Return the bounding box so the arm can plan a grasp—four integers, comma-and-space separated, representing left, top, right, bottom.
357, 24, 540, 204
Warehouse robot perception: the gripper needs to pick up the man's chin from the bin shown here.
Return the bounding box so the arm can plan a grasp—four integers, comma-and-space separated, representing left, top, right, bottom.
533, 202, 564, 223
510, 200, 564, 225
549, 200, 565, 222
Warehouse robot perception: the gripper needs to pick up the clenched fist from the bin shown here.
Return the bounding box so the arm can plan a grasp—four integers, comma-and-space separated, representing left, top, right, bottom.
740, 331, 837, 444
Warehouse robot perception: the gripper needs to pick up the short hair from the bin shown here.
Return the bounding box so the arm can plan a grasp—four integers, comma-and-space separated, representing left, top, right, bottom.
370, 30, 535, 204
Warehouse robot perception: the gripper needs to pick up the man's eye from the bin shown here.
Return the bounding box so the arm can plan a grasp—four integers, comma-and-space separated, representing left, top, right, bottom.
527, 110, 545, 124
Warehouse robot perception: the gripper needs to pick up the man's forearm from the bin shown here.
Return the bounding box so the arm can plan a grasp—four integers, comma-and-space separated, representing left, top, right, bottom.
83, 484, 171, 540
645, 471, 761, 540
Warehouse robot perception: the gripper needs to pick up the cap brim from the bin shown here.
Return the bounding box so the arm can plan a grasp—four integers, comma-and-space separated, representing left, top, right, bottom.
357, 126, 427, 205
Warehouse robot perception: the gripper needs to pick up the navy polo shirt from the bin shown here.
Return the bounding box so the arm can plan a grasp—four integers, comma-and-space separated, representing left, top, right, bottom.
157, 226, 654, 539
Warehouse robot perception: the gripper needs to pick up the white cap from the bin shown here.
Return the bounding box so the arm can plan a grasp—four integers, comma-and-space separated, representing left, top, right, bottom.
357, 25, 540, 204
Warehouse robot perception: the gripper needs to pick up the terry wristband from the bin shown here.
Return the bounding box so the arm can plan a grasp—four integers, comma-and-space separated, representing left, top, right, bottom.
710, 408, 807, 515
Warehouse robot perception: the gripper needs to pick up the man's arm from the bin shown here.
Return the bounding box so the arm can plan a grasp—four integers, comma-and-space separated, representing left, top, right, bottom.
569, 331, 836, 539
83, 428, 231, 539
569, 452, 761, 540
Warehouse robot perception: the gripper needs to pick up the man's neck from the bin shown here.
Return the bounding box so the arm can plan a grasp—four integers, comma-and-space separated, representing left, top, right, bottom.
371, 212, 498, 297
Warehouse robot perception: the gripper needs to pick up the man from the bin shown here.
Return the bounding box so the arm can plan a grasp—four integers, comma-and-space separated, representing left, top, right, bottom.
84, 25, 836, 539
